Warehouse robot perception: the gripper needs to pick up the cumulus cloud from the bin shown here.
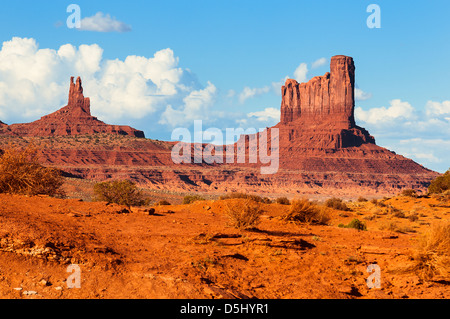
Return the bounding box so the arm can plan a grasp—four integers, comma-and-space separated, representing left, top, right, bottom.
426, 100, 450, 118
79, 12, 132, 33
293, 63, 308, 83
311, 57, 327, 69
355, 99, 416, 125
0, 37, 210, 126
159, 82, 217, 127
238, 86, 270, 104
356, 98, 450, 173
355, 88, 372, 101
248, 107, 280, 123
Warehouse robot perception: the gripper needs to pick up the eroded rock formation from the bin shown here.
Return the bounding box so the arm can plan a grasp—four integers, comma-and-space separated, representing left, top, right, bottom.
277, 55, 374, 149
0, 77, 145, 138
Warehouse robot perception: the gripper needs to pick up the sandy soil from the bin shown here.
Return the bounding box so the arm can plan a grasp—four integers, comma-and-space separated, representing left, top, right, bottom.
0, 191, 448, 299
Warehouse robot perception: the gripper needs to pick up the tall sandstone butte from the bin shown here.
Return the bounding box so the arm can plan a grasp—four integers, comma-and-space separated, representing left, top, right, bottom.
276, 55, 374, 149
0, 76, 145, 138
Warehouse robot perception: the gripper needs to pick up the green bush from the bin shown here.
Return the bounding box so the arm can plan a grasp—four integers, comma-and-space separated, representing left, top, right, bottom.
93, 180, 147, 207
183, 194, 205, 204
325, 197, 351, 211
428, 169, 450, 194
338, 219, 367, 231
357, 196, 368, 202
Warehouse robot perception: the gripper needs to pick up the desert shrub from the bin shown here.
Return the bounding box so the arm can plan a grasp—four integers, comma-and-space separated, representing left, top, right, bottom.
183, 194, 205, 204
401, 189, 418, 197
428, 169, 450, 194
338, 219, 367, 231
156, 200, 171, 206
282, 199, 330, 225
276, 197, 290, 205
357, 196, 368, 202
325, 197, 350, 211
220, 192, 271, 204
408, 222, 450, 280
0, 147, 64, 197
93, 180, 147, 207
392, 210, 406, 218
225, 199, 263, 230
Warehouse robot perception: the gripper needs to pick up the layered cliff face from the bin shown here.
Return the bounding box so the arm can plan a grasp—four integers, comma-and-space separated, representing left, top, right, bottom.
277, 55, 374, 149
281, 55, 355, 127
0, 77, 145, 138
0, 58, 439, 196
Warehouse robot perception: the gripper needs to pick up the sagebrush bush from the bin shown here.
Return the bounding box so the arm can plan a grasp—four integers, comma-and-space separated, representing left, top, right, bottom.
357, 196, 368, 202
156, 200, 171, 206
183, 194, 205, 204
93, 180, 147, 207
282, 199, 330, 225
0, 147, 64, 197
408, 222, 450, 281
428, 169, 450, 194
226, 199, 263, 230
338, 219, 367, 231
325, 197, 350, 211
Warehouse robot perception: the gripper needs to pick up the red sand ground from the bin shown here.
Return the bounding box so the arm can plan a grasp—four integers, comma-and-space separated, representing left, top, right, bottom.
0, 190, 448, 299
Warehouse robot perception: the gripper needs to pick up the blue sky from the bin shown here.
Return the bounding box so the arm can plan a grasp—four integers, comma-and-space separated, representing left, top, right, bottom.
0, 0, 449, 173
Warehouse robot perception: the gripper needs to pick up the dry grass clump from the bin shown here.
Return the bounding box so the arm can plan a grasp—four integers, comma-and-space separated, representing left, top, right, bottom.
400, 189, 418, 197
408, 222, 450, 281
156, 200, 171, 206
0, 146, 64, 197
183, 194, 205, 204
282, 199, 330, 225
220, 192, 272, 204
93, 180, 148, 207
325, 197, 351, 211
225, 199, 263, 230
275, 197, 290, 205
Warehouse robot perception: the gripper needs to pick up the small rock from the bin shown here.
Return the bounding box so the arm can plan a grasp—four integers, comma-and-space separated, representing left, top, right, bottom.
54, 286, 63, 291
13, 287, 22, 291
23, 290, 38, 296
39, 279, 51, 286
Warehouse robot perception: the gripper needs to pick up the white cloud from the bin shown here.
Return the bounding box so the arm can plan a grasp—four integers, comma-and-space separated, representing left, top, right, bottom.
159, 82, 217, 127
238, 86, 270, 104
226, 89, 236, 98
293, 63, 308, 83
79, 12, 132, 33
426, 100, 450, 117
355, 88, 372, 101
0, 37, 208, 125
248, 107, 280, 123
311, 57, 326, 69
355, 99, 415, 125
